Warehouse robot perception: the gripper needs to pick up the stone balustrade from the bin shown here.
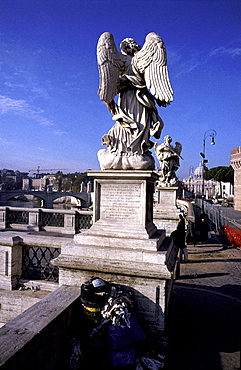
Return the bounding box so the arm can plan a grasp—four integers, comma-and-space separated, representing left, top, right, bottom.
0, 285, 81, 370
0, 206, 93, 235
0, 232, 71, 290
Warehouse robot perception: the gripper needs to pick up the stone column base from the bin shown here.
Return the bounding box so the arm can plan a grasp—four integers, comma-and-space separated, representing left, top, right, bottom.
154, 186, 180, 235
52, 171, 179, 346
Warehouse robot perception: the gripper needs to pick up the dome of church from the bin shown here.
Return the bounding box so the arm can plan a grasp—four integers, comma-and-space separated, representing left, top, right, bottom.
194, 163, 203, 178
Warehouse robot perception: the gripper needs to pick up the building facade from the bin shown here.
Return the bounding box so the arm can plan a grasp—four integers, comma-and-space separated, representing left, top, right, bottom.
231, 146, 241, 211
183, 163, 233, 200
183, 163, 218, 199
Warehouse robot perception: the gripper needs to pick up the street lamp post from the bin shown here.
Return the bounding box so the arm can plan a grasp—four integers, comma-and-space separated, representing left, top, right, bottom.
200, 129, 217, 212
188, 166, 194, 192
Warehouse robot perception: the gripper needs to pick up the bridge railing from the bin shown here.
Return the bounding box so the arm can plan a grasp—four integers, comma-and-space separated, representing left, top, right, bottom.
0, 285, 82, 370
195, 199, 241, 230
22, 244, 61, 283
0, 207, 93, 289
0, 206, 93, 235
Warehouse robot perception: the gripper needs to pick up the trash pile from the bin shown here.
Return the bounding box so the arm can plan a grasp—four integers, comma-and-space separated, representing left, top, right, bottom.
80, 278, 145, 368
68, 277, 166, 369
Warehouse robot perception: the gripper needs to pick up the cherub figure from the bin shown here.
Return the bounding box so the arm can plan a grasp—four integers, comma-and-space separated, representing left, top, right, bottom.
97, 32, 173, 170
154, 135, 183, 185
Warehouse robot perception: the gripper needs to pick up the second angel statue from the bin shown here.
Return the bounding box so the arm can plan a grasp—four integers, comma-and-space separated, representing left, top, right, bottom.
97, 32, 173, 170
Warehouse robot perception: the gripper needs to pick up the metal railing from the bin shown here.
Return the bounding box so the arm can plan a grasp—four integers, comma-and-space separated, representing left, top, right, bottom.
40, 211, 64, 228
76, 212, 93, 229
0, 206, 93, 234
195, 199, 241, 230
22, 245, 60, 282
0, 207, 94, 284
6, 209, 29, 225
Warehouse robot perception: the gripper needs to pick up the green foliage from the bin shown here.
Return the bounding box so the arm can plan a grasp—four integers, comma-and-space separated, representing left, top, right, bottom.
204, 166, 234, 184
53, 172, 87, 192
4, 178, 15, 190
72, 173, 85, 192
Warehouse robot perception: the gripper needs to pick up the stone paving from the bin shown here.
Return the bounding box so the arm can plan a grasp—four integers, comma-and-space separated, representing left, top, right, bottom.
165, 233, 241, 370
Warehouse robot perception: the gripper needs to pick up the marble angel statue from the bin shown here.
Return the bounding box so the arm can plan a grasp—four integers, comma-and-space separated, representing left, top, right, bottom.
96, 32, 173, 170
154, 135, 183, 185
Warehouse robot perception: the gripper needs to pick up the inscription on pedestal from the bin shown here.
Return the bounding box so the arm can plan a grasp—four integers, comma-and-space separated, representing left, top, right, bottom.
158, 191, 175, 206
100, 182, 141, 221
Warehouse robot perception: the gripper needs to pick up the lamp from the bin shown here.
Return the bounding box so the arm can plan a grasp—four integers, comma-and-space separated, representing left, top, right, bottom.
200, 129, 217, 212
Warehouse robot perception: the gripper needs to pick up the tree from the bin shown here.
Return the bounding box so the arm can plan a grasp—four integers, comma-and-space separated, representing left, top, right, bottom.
54, 171, 63, 191
204, 166, 234, 184
204, 166, 234, 198
52, 171, 89, 192
4, 178, 15, 190
72, 173, 85, 192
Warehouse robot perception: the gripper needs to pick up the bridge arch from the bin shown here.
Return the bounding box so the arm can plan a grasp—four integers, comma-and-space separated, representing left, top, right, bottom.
51, 193, 85, 207
3, 191, 46, 203
0, 190, 91, 209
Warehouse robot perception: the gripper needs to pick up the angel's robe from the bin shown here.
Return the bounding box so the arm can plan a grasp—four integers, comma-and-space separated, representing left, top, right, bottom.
107, 55, 163, 156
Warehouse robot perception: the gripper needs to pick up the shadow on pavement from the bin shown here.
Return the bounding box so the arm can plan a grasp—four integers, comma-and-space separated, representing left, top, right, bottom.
183, 258, 241, 264
177, 272, 230, 280
165, 284, 241, 370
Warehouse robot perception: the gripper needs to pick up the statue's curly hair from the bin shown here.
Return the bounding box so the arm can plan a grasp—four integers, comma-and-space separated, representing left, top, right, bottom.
120, 38, 140, 55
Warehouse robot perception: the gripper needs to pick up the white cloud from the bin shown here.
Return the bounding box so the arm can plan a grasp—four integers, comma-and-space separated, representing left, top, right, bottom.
210, 47, 241, 57
173, 44, 241, 78
168, 50, 181, 66
0, 95, 54, 126
53, 130, 68, 136
38, 147, 48, 152
0, 137, 13, 145
174, 59, 201, 78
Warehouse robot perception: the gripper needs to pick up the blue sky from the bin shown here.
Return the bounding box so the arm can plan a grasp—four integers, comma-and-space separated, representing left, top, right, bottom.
0, 0, 240, 179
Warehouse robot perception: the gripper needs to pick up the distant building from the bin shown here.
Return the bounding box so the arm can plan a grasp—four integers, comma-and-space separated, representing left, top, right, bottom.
22, 176, 49, 191
183, 163, 217, 198
183, 163, 233, 200
0, 169, 28, 189
231, 146, 241, 211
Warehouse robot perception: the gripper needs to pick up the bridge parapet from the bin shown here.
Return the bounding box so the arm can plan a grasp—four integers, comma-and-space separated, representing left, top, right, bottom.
0, 206, 93, 235
0, 285, 81, 370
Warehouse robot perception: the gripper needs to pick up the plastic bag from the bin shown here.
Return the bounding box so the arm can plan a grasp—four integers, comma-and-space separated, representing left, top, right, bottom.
107, 313, 146, 351
137, 356, 164, 369
108, 348, 137, 367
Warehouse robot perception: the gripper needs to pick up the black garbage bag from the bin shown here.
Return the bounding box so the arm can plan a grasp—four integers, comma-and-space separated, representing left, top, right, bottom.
107, 313, 146, 351
108, 347, 137, 368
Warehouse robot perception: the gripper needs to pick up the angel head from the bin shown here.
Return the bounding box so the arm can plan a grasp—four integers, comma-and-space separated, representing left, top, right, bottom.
164, 135, 172, 145
120, 38, 140, 56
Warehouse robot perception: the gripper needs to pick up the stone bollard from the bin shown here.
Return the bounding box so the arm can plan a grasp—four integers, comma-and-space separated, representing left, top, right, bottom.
0, 207, 7, 230
0, 235, 23, 290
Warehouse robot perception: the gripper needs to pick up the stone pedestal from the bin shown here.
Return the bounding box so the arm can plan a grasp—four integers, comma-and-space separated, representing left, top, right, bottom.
0, 235, 23, 290
154, 186, 180, 236
53, 171, 179, 347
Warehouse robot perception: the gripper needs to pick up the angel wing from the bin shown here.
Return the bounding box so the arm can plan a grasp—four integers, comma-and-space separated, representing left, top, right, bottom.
174, 142, 182, 155
132, 32, 173, 106
174, 142, 184, 160
97, 32, 125, 104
